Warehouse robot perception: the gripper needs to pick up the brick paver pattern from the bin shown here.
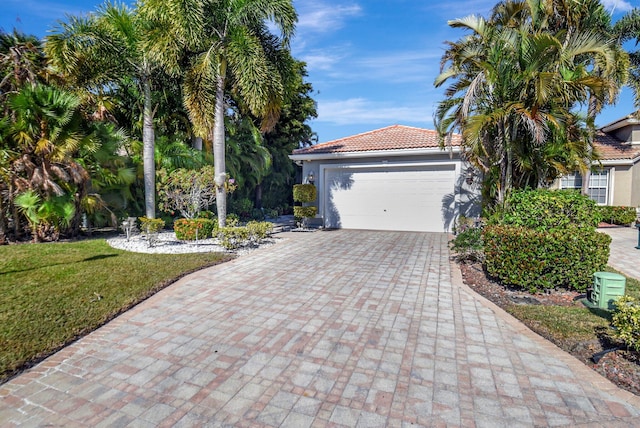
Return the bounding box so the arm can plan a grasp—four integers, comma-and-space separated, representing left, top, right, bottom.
1, 230, 640, 427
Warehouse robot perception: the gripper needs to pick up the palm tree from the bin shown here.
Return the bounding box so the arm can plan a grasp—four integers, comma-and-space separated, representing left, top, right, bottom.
138, 0, 297, 227
614, 8, 640, 109
434, 0, 618, 207
46, 2, 159, 218
0, 30, 54, 113
7, 84, 91, 240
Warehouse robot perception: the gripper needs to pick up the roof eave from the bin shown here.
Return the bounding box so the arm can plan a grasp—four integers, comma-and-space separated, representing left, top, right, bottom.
600, 115, 640, 133
289, 146, 461, 161
597, 157, 640, 166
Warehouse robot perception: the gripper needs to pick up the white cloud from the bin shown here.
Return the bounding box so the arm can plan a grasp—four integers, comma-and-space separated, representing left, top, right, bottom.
295, 0, 362, 33
601, 0, 633, 13
300, 51, 345, 71
316, 98, 431, 125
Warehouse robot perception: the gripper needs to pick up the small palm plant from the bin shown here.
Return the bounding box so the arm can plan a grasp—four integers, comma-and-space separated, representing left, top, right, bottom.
15, 190, 75, 242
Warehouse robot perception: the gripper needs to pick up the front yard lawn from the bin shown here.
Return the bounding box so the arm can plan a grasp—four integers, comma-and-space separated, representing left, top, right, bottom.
0, 239, 233, 383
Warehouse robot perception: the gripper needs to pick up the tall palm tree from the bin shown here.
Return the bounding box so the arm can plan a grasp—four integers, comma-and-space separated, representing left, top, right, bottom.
614, 8, 640, 109
0, 30, 53, 112
434, 0, 618, 207
46, 2, 159, 218
138, 0, 297, 227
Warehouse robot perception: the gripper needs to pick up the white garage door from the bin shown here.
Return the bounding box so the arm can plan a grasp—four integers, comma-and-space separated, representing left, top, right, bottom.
323, 165, 456, 232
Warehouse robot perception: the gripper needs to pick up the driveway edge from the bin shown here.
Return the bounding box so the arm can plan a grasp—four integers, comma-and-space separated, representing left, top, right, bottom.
449, 257, 640, 409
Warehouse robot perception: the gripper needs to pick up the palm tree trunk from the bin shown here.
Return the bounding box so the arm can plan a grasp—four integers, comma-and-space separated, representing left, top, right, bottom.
192, 136, 203, 151
142, 76, 155, 218
10, 182, 20, 239
582, 93, 598, 196
255, 182, 263, 209
213, 71, 227, 228
0, 189, 6, 243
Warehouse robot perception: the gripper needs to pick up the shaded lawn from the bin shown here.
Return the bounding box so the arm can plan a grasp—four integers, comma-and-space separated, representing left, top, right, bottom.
0, 239, 233, 382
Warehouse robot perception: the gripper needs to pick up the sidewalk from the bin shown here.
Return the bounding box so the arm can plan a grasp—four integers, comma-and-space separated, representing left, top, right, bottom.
599, 226, 640, 280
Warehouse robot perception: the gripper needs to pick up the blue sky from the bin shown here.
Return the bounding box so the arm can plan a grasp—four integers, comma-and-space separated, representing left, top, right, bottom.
1, 0, 638, 143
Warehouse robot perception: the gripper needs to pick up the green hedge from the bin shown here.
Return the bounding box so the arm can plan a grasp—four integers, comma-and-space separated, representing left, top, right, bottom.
483, 225, 611, 292
497, 189, 600, 231
597, 206, 637, 226
174, 218, 216, 240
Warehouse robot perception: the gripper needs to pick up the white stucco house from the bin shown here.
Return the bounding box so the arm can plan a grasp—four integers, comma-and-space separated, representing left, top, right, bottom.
289, 125, 481, 233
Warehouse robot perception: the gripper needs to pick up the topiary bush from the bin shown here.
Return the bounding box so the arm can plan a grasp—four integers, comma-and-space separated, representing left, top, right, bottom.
293, 206, 317, 219
597, 206, 637, 226
483, 225, 611, 292
612, 295, 640, 352
293, 184, 317, 203
497, 189, 601, 231
174, 218, 216, 241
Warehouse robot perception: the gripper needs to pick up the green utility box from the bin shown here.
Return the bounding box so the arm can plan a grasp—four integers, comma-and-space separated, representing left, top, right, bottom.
589, 272, 626, 310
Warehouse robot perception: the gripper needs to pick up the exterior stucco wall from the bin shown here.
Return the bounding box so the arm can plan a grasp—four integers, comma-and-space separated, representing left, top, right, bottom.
611, 166, 632, 206
632, 163, 640, 207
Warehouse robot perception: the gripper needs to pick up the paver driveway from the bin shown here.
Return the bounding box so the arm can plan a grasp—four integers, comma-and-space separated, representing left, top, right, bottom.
1, 230, 640, 427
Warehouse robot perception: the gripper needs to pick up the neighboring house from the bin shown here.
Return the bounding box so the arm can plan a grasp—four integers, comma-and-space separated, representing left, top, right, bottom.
289, 125, 481, 233
554, 115, 640, 207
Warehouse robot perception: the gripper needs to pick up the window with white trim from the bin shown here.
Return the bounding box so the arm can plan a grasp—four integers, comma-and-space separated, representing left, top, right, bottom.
560, 170, 609, 205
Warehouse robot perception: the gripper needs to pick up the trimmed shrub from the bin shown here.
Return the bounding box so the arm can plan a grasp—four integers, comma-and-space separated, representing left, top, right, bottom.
174, 218, 216, 241
138, 217, 165, 247
293, 206, 317, 219
138, 217, 165, 234
293, 184, 317, 203
498, 189, 600, 231
612, 295, 640, 352
597, 206, 637, 226
483, 225, 611, 292
246, 221, 273, 242
217, 227, 250, 250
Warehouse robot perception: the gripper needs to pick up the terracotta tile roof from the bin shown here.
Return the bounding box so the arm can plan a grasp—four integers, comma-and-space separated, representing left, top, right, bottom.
292, 125, 461, 155
594, 130, 640, 161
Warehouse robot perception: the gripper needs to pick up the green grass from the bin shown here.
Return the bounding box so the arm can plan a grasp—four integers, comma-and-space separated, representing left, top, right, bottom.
505, 266, 640, 350
0, 239, 233, 382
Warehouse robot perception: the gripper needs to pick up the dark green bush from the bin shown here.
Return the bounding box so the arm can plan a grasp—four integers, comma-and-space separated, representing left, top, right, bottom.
174, 218, 215, 240
497, 189, 600, 231
230, 197, 253, 220
597, 206, 637, 226
293, 184, 317, 203
483, 225, 610, 292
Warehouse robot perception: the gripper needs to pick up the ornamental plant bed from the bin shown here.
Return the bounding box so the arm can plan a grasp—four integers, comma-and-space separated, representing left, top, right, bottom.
458, 261, 640, 397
